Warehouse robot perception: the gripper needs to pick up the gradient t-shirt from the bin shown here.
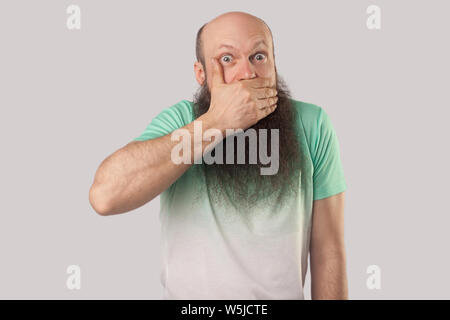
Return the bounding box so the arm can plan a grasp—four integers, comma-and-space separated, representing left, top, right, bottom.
134, 98, 347, 299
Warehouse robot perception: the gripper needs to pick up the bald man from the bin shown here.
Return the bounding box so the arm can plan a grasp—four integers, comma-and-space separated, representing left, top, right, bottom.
89, 11, 348, 300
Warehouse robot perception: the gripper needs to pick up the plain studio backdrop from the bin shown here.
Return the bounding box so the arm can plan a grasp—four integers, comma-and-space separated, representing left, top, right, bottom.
0, 0, 449, 299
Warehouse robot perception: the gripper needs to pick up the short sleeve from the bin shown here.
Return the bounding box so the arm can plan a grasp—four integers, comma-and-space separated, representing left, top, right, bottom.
311, 108, 347, 200
133, 100, 194, 141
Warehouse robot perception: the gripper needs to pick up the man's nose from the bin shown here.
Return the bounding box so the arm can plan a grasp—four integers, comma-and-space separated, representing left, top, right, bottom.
237, 60, 256, 81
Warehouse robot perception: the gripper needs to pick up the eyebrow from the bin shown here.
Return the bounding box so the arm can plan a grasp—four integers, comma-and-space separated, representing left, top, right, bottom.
217, 39, 267, 52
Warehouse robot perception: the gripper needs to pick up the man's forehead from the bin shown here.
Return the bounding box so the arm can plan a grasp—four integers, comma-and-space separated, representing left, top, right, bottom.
216, 38, 269, 51
204, 30, 272, 55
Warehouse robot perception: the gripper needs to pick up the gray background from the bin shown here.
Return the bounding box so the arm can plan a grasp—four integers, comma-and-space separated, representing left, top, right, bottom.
0, 0, 449, 299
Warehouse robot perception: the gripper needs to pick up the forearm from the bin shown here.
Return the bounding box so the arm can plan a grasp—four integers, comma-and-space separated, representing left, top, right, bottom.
89, 113, 222, 215
310, 250, 348, 300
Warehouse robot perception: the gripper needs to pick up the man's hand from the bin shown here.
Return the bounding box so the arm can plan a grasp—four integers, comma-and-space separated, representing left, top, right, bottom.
89, 59, 279, 216
204, 58, 278, 134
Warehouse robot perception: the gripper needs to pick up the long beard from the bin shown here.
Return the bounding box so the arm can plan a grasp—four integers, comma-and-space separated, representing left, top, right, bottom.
192, 74, 303, 213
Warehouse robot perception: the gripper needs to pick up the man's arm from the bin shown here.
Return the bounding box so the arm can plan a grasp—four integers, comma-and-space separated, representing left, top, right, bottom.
310, 191, 348, 299
88, 113, 221, 216
89, 58, 278, 217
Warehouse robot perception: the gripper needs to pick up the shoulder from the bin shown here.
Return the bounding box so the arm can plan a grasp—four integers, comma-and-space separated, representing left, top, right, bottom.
289, 98, 326, 147
161, 99, 195, 125
289, 98, 337, 164
133, 100, 195, 141
289, 98, 324, 131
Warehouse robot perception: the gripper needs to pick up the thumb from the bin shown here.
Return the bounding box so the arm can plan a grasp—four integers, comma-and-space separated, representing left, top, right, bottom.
210, 58, 225, 87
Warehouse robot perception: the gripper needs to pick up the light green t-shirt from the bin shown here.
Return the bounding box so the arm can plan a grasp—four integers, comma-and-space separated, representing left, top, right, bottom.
134, 98, 346, 299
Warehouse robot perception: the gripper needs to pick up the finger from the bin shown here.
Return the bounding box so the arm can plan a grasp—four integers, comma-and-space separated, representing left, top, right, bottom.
242, 76, 274, 89
256, 96, 278, 110
258, 102, 278, 120
210, 58, 225, 88
253, 87, 278, 100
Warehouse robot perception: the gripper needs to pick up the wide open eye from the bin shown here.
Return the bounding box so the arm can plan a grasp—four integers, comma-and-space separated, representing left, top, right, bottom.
253, 53, 266, 61
221, 54, 233, 63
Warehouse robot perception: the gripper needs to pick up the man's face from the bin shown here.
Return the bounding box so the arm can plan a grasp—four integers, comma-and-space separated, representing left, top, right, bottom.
200, 14, 276, 88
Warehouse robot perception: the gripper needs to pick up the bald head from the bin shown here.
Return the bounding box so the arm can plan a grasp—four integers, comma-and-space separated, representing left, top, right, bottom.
196, 12, 274, 65
194, 11, 276, 86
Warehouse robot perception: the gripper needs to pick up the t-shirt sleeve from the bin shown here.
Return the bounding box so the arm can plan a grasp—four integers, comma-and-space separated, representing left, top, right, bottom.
133, 100, 194, 141
310, 107, 347, 200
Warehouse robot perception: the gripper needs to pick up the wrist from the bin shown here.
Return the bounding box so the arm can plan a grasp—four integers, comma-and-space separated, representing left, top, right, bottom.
198, 111, 225, 136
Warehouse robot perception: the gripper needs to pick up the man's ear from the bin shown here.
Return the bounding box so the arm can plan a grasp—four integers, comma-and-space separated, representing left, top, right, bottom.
194, 61, 205, 85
